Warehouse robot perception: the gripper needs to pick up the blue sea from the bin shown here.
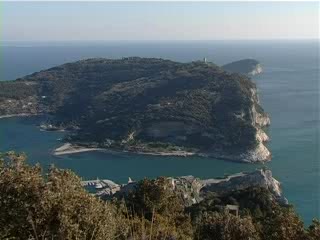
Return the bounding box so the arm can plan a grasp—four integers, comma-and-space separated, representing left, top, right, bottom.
0, 40, 319, 223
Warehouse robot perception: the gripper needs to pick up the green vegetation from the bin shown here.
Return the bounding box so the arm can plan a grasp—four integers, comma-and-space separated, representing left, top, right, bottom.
195, 212, 259, 240
0, 152, 319, 240
0, 81, 36, 100
0, 58, 267, 156
0, 152, 116, 240
222, 59, 261, 75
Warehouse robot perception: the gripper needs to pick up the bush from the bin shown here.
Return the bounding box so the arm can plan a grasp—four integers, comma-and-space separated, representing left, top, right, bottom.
0, 152, 116, 240
0, 152, 319, 240
117, 177, 193, 240
260, 206, 307, 240
195, 211, 260, 240
307, 219, 320, 240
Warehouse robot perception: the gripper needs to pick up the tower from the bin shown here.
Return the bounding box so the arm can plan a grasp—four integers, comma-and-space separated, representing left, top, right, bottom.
203, 57, 207, 63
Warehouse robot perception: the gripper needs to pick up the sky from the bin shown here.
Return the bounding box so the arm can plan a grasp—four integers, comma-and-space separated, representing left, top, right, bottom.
2, 1, 319, 41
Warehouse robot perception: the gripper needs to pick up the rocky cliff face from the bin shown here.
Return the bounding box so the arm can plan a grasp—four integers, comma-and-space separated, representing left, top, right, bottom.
201, 169, 287, 204
93, 169, 288, 207
249, 64, 263, 76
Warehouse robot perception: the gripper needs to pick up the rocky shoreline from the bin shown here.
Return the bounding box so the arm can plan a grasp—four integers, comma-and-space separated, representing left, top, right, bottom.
83, 169, 288, 207
249, 63, 263, 76
53, 141, 270, 163
53, 142, 197, 157
0, 113, 37, 119
1, 113, 271, 163
2, 57, 272, 163
52, 101, 272, 162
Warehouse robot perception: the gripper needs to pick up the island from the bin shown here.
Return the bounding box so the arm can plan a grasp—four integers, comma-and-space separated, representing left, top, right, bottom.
222, 59, 263, 76
0, 57, 270, 162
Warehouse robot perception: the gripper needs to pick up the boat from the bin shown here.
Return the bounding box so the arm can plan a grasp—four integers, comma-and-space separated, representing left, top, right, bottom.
95, 178, 104, 189
95, 183, 103, 189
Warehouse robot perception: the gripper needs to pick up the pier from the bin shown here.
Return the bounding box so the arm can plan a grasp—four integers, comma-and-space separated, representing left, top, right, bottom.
81, 179, 119, 188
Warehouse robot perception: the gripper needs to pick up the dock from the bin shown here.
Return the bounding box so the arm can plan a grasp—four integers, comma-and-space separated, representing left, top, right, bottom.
81, 179, 119, 188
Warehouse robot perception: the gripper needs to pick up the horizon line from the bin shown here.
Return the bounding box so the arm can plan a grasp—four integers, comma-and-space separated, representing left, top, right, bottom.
2, 38, 320, 42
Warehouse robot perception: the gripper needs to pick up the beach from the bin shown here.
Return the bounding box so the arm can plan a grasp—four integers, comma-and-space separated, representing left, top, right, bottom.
53, 143, 104, 156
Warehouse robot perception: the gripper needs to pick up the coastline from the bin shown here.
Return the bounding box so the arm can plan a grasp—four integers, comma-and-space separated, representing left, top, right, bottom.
53, 142, 196, 157
0, 113, 38, 119
53, 143, 104, 156
127, 149, 196, 157
52, 142, 270, 162
86, 169, 288, 206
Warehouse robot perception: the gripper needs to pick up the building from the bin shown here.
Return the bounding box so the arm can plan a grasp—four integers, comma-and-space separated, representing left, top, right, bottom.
226, 204, 239, 216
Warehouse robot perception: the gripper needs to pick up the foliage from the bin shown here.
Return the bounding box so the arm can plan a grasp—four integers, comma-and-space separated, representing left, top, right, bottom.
222, 59, 260, 75
188, 187, 276, 221
194, 211, 260, 240
0, 82, 36, 100
260, 206, 307, 240
0, 58, 263, 153
307, 219, 320, 240
0, 152, 319, 240
116, 177, 193, 240
115, 202, 193, 240
188, 187, 311, 240
0, 152, 116, 240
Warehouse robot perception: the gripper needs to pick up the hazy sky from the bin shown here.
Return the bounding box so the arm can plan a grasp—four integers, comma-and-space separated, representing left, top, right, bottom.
2, 1, 319, 41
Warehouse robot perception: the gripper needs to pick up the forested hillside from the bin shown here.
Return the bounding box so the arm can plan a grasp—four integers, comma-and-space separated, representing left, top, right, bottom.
0, 58, 270, 162
0, 152, 319, 240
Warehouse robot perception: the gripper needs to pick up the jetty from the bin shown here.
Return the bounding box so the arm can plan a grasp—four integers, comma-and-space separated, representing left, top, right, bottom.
81, 179, 119, 188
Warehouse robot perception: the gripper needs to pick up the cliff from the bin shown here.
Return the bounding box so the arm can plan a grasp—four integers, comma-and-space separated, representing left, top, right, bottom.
0, 57, 270, 162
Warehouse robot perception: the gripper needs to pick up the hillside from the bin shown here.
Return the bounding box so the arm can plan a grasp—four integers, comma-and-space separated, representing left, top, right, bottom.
222, 59, 263, 76
2, 153, 318, 240
0, 57, 270, 162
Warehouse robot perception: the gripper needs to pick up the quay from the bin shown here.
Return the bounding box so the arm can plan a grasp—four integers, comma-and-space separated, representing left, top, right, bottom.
81, 179, 119, 189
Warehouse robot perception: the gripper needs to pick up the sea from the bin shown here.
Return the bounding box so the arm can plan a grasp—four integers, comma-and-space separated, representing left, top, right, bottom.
0, 40, 319, 224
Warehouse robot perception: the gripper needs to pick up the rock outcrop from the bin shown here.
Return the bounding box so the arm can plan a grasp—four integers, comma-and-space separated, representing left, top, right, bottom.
90, 169, 288, 206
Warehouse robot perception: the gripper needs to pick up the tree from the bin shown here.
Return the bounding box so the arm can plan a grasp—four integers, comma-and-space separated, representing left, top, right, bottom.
0, 152, 116, 240
1, 151, 319, 240
195, 211, 260, 240
126, 177, 184, 218
261, 206, 307, 240
307, 219, 320, 240
117, 177, 193, 240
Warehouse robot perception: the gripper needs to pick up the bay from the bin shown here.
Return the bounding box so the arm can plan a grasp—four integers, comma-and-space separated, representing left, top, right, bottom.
1, 40, 319, 223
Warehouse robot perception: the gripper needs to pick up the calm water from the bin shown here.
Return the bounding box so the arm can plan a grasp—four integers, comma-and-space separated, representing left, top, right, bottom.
0, 40, 319, 223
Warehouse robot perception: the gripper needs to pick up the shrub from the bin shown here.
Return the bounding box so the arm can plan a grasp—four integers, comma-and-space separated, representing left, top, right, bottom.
307, 219, 320, 240
194, 211, 260, 240
117, 177, 193, 240
0, 152, 116, 240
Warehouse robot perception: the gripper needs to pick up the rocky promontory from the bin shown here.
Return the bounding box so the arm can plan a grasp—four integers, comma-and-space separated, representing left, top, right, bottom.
0, 57, 270, 162
83, 169, 288, 207
222, 59, 263, 76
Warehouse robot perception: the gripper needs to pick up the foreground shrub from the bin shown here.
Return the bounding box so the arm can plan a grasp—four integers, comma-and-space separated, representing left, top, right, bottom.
1, 152, 319, 240
194, 211, 260, 240
116, 177, 193, 240
260, 206, 307, 240
0, 152, 116, 240
307, 219, 320, 240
